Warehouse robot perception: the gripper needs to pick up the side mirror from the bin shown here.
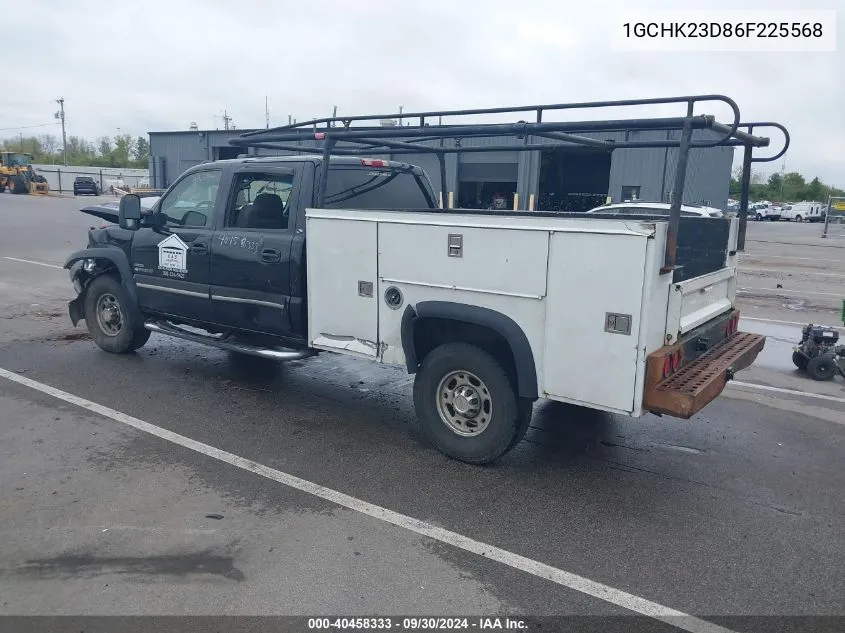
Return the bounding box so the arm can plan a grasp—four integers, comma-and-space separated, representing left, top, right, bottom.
118, 194, 142, 230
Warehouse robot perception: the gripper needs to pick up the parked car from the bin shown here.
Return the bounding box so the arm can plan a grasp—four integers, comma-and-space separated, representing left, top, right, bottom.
750, 202, 780, 221
585, 202, 724, 218
782, 201, 826, 222
73, 176, 100, 196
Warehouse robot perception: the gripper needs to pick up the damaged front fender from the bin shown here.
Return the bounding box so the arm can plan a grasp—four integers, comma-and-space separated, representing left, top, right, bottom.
68, 294, 85, 327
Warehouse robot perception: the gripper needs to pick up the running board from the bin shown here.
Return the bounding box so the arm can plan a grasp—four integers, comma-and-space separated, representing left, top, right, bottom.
144, 320, 317, 361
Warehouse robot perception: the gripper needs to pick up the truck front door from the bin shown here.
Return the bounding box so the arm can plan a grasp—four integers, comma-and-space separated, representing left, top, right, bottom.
131, 168, 222, 322
208, 166, 300, 338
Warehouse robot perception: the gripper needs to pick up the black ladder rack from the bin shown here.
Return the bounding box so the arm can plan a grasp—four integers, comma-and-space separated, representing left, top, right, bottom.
229, 94, 788, 270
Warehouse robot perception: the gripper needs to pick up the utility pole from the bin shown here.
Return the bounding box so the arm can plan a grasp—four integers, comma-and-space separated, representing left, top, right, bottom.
55, 97, 67, 165
265, 96, 269, 129
19, 133, 23, 151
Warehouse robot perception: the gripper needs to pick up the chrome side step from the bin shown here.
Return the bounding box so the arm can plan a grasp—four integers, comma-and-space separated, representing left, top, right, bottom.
144, 320, 317, 361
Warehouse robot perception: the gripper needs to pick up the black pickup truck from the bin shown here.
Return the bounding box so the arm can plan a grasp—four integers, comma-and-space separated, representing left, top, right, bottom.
65, 156, 437, 355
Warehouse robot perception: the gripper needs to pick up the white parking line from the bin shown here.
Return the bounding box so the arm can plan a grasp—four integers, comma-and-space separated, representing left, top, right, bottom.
741, 316, 845, 331
739, 267, 845, 278
729, 381, 845, 408
0, 366, 737, 633
737, 287, 842, 298
2, 256, 63, 270
739, 254, 843, 263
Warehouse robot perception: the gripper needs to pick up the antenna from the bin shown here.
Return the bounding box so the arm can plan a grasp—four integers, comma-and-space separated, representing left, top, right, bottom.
265, 96, 269, 129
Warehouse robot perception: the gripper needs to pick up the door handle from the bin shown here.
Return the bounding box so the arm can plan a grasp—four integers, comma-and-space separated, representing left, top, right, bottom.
261, 248, 281, 263
191, 242, 209, 256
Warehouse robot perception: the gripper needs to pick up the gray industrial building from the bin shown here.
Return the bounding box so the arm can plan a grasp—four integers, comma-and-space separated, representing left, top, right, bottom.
149, 127, 734, 212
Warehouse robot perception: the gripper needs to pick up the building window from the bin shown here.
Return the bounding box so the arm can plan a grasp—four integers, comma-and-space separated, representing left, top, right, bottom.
621, 186, 640, 202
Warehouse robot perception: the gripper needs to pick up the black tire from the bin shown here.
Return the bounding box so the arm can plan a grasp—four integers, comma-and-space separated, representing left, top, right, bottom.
508, 398, 535, 451
756, 213, 763, 221
73, 187, 78, 195
795, 215, 803, 222
83, 275, 149, 353
792, 351, 808, 371
806, 354, 836, 381
11, 174, 28, 194
412, 342, 526, 464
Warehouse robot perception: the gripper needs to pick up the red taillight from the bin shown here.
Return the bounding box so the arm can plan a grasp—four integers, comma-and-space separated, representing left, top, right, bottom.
314, 132, 326, 140
726, 314, 740, 336
663, 350, 683, 379
360, 158, 388, 168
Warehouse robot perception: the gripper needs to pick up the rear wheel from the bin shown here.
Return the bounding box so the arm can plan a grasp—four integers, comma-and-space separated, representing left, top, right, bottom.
806, 354, 836, 381
792, 351, 808, 371
83, 275, 150, 353
412, 343, 527, 464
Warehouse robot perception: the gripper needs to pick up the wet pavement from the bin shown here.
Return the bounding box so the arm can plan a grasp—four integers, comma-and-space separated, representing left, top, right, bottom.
0, 197, 843, 626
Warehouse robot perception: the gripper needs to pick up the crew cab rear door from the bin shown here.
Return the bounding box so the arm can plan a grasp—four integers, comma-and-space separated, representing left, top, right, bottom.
208, 164, 303, 336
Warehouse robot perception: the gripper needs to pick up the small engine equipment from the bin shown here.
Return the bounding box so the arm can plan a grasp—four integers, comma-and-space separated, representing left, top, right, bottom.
792, 324, 845, 381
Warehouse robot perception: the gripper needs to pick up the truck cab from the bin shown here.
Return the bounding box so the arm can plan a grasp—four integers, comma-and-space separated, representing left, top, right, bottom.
65, 155, 436, 352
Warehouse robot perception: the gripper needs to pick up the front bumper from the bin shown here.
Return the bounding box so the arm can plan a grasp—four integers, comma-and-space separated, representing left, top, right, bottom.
643, 312, 765, 418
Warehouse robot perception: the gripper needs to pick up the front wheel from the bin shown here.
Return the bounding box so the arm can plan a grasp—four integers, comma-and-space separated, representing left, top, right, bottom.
83, 275, 150, 353
795, 215, 803, 222
756, 213, 763, 221
412, 343, 528, 464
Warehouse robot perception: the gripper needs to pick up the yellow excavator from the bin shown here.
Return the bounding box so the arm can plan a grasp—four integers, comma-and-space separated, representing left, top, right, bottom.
0, 152, 49, 194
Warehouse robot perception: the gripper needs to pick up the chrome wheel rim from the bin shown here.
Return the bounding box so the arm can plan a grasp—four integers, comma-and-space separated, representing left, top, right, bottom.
96, 293, 123, 337
436, 370, 492, 437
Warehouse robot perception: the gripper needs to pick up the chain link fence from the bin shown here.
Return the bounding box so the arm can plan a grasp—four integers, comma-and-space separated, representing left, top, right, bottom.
821, 196, 845, 239
30, 165, 149, 194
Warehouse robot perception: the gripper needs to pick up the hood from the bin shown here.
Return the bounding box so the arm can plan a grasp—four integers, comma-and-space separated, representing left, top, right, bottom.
79, 196, 160, 224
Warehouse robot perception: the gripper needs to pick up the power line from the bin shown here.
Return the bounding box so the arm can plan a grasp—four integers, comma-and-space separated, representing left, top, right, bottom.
0, 122, 60, 132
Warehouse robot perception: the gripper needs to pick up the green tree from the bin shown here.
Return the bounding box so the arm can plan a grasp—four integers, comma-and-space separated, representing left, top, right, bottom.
806, 177, 825, 201
133, 136, 149, 167
766, 172, 783, 200
113, 134, 134, 168
782, 172, 806, 201
96, 136, 114, 165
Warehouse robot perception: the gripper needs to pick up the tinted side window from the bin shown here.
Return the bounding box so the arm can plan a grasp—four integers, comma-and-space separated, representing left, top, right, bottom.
323, 167, 434, 210
226, 172, 293, 230
158, 170, 222, 228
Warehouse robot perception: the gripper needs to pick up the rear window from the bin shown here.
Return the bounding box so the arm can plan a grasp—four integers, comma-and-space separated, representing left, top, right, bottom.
76, 176, 94, 182
323, 167, 434, 210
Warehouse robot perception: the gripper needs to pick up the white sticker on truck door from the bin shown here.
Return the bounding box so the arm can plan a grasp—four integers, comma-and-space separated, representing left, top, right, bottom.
157, 234, 188, 277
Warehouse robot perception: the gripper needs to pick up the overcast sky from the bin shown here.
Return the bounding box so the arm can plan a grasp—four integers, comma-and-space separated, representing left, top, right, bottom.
3, 0, 842, 185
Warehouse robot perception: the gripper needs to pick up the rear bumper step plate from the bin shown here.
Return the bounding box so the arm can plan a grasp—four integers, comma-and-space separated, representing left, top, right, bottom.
644, 331, 765, 418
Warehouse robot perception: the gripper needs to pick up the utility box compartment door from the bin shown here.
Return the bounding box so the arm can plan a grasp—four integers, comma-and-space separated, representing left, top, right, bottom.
543, 232, 648, 413
378, 223, 549, 298
306, 216, 379, 358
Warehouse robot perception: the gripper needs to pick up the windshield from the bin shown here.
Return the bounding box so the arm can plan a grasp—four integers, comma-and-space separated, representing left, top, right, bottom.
323, 167, 435, 210
4, 153, 30, 167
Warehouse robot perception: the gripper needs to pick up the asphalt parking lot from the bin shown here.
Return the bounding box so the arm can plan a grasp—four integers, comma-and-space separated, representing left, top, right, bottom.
0, 194, 843, 631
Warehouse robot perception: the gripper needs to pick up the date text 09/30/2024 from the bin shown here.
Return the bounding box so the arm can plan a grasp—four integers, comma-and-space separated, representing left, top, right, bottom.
307, 617, 528, 630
